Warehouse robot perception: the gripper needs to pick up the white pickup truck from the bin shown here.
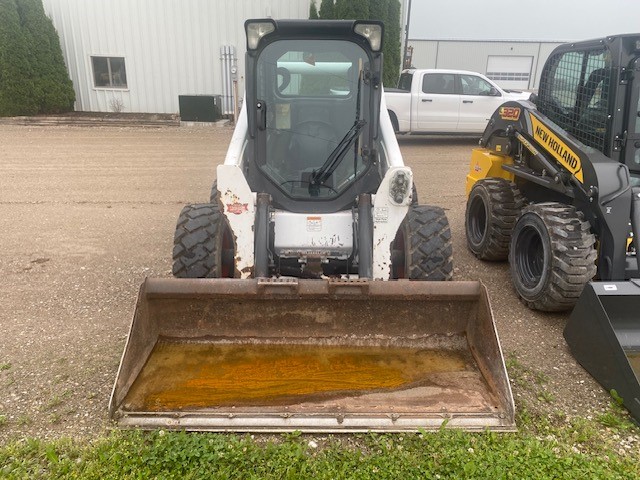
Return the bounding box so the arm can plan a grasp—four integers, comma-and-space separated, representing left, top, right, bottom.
385, 69, 531, 134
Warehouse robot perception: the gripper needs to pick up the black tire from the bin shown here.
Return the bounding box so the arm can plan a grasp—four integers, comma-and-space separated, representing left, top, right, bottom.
172, 203, 234, 278
465, 178, 524, 261
391, 204, 453, 280
410, 183, 419, 205
509, 202, 596, 311
209, 180, 218, 204
388, 110, 400, 133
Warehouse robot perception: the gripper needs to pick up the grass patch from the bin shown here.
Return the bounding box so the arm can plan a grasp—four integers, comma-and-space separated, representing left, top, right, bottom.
16, 415, 31, 427
0, 363, 11, 371
506, 354, 555, 404
0, 427, 638, 479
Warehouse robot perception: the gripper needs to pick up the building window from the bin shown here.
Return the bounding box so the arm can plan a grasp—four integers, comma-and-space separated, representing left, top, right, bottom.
92, 56, 127, 88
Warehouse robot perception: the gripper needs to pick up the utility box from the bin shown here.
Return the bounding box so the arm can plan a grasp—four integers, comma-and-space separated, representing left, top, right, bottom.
178, 95, 222, 122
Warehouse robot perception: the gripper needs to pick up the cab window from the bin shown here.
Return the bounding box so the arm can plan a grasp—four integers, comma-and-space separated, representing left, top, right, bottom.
460, 74, 496, 96
422, 73, 455, 94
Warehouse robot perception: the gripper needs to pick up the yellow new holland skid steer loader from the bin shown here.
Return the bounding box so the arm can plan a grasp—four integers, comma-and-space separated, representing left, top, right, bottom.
465, 34, 640, 422
109, 19, 515, 432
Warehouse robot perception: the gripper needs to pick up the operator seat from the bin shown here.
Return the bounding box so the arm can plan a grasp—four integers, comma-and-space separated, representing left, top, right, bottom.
290, 119, 338, 172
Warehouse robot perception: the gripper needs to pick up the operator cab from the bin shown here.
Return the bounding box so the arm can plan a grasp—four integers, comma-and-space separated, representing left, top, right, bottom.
244, 19, 385, 213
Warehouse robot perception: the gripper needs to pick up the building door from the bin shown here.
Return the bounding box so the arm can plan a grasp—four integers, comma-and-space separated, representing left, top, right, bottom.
486, 56, 533, 90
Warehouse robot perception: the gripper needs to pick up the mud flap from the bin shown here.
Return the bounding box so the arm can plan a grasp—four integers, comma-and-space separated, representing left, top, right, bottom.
109, 278, 515, 432
564, 280, 640, 423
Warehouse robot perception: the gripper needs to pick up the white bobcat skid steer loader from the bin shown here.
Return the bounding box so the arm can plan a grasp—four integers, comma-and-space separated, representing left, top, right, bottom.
109, 19, 515, 432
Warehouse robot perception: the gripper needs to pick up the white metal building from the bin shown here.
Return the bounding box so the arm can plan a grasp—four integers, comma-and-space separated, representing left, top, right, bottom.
406, 39, 563, 91
42, 0, 595, 114
42, 0, 311, 115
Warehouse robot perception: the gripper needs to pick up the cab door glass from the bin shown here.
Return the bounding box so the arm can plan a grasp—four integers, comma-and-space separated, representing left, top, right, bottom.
636, 94, 640, 135
633, 73, 640, 171
549, 51, 584, 109
575, 50, 610, 152
422, 73, 456, 94
398, 72, 413, 91
460, 75, 495, 96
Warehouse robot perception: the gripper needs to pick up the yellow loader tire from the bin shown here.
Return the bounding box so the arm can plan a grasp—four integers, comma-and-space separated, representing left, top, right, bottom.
509, 203, 597, 312
466, 178, 524, 261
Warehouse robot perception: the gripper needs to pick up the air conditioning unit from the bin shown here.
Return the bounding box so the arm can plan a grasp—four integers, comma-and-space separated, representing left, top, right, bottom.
178, 95, 222, 122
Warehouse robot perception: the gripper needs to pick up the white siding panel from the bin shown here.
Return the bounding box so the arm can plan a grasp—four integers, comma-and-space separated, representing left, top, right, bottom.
42, 0, 310, 113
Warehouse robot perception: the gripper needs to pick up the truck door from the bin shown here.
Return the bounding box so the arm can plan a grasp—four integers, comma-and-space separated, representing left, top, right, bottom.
457, 73, 504, 133
416, 72, 459, 131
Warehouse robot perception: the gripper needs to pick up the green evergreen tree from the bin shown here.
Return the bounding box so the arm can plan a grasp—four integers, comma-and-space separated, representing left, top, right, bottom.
318, 0, 335, 19
0, 0, 74, 116
309, 1, 319, 19
368, 0, 389, 21
0, 0, 37, 115
314, 0, 402, 88
16, 0, 75, 113
382, 0, 401, 87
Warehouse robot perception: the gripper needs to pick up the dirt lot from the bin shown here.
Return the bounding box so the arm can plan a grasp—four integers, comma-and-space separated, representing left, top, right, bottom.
0, 124, 624, 442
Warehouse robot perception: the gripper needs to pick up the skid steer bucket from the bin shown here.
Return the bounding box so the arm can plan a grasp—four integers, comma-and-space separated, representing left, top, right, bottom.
109, 278, 515, 432
564, 281, 640, 423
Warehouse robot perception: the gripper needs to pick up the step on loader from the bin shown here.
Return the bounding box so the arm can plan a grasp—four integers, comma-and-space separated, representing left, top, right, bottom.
109, 19, 515, 432
465, 34, 640, 422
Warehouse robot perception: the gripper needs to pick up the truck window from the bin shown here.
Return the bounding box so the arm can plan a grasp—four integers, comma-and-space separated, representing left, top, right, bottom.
422, 73, 455, 95
397, 72, 413, 91
460, 74, 494, 96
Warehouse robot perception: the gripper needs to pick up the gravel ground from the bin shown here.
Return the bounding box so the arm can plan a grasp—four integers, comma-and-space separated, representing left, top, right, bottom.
0, 125, 637, 447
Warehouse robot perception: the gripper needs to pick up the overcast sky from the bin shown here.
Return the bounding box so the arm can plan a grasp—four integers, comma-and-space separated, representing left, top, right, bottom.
408, 0, 640, 42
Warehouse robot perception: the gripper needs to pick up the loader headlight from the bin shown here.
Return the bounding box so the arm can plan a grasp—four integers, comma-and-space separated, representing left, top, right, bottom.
354, 23, 383, 52
245, 20, 276, 50
389, 170, 411, 205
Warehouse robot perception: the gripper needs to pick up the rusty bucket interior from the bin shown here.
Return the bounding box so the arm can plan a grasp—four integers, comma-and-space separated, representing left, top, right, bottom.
564, 280, 640, 424
109, 278, 515, 432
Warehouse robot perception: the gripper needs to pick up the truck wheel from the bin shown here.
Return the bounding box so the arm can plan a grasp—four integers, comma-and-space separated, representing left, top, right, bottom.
391, 204, 453, 280
172, 203, 235, 278
509, 203, 596, 311
466, 178, 524, 260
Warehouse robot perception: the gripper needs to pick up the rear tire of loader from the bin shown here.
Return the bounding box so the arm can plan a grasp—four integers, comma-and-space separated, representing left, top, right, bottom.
466, 178, 524, 261
509, 202, 596, 311
391, 204, 453, 280
172, 203, 235, 278
410, 183, 419, 205
209, 180, 218, 204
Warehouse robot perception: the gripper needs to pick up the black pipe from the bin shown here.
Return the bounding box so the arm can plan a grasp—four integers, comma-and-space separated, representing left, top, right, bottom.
357, 194, 373, 279
631, 186, 640, 275
254, 193, 271, 278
